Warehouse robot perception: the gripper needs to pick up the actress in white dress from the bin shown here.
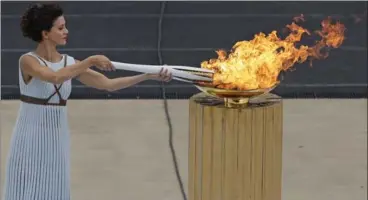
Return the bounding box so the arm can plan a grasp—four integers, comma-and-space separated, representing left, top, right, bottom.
2, 2, 172, 200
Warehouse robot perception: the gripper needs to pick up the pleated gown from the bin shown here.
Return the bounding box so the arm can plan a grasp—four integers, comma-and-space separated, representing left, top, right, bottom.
2, 52, 75, 200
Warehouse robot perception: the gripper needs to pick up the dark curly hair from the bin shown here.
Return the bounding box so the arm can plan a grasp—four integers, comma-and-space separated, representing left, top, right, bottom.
20, 2, 64, 42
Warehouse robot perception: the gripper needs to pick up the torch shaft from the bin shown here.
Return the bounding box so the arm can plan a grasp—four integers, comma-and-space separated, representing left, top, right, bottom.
111, 61, 213, 82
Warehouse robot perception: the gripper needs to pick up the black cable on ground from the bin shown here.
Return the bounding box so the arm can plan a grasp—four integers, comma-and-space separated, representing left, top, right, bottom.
157, 2, 188, 200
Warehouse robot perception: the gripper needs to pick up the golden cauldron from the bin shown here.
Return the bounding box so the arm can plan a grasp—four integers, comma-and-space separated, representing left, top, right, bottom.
193, 81, 280, 108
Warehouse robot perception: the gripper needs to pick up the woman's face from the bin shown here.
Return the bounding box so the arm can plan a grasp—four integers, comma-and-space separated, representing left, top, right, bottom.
43, 15, 68, 46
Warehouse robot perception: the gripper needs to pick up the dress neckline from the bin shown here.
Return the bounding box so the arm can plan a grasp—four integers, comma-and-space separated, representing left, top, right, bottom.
30, 51, 65, 64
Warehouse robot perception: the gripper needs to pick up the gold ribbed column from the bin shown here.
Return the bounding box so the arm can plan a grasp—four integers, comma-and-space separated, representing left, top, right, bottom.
188, 93, 283, 200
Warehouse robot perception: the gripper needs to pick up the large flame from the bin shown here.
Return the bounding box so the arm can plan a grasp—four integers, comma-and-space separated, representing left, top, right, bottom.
200, 16, 346, 90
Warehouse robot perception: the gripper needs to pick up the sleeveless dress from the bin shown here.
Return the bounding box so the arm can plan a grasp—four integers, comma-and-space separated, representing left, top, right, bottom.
2, 52, 75, 200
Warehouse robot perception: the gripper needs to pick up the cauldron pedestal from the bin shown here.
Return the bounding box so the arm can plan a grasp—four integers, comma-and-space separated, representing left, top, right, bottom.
188, 92, 283, 200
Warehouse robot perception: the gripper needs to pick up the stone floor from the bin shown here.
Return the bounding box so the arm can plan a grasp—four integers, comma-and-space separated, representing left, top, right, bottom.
0, 99, 367, 200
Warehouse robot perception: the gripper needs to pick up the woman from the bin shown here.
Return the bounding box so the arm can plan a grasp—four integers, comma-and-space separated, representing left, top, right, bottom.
2, 2, 172, 200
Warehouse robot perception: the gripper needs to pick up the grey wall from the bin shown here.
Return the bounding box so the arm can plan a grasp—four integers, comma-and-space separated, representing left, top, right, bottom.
1, 1, 367, 99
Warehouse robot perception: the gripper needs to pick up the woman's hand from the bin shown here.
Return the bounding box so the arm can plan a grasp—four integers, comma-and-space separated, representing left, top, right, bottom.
87, 55, 115, 71
147, 67, 173, 82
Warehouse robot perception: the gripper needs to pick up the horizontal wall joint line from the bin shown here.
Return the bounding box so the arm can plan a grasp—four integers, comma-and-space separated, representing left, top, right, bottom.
2, 46, 367, 52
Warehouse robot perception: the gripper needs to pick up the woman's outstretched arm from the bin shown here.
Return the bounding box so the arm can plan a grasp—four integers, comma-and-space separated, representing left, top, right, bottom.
21, 55, 113, 85
75, 60, 172, 92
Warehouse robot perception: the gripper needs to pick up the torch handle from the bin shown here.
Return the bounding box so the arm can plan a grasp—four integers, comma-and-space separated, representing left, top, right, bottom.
111, 61, 212, 82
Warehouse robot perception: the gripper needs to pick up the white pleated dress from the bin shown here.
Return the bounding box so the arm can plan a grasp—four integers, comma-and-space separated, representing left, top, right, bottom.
2, 52, 76, 200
